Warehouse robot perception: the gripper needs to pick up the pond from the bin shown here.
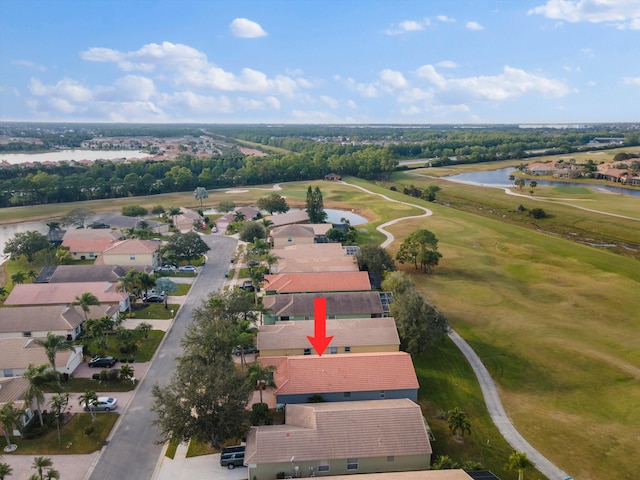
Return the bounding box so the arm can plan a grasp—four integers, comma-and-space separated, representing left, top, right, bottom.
445, 167, 640, 198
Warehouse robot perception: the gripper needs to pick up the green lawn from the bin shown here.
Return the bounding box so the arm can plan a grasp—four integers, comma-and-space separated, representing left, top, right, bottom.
59, 377, 137, 393
9, 413, 118, 455
85, 329, 164, 362
129, 303, 180, 319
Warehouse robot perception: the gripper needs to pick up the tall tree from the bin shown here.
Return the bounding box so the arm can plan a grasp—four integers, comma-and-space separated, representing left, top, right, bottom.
151, 293, 254, 448
305, 186, 327, 223
24, 364, 61, 427
257, 193, 289, 214
395, 228, 442, 273
74, 292, 100, 321
194, 186, 209, 209
61, 207, 94, 229
217, 200, 236, 213
10, 271, 26, 285
154, 277, 179, 310
167, 207, 182, 228
504, 451, 534, 480
3, 231, 49, 263
239, 221, 266, 243
356, 244, 396, 275
32, 332, 74, 370
162, 231, 210, 262
30, 456, 59, 480
447, 407, 471, 442
0, 401, 23, 451
136, 272, 157, 299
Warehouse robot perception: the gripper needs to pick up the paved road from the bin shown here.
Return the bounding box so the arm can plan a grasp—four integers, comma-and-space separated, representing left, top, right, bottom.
449, 331, 571, 480
87, 234, 238, 480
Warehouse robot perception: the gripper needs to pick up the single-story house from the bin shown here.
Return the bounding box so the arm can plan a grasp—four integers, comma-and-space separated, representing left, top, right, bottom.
0, 376, 29, 408
91, 213, 169, 234
271, 255, 358, 274
0, 305, 118, 341
260, 351, 419, 404
0, 338, 84, 377
174, 208, 202, 231
220, 206, 260, 224
100, 239, 161, 267
271, 243, 349, 260
262, 291, 387, 324
270, 224, 334, 248
325, 471, 481, 480
263, 272, 371, 295
245, 399, 431, 479
257, 317, 400, 357
266, 210, 310, 227
324, 172, 341, 181
61, 229, 123, 261
4, 282, 130, 312
38, 264, 153, 284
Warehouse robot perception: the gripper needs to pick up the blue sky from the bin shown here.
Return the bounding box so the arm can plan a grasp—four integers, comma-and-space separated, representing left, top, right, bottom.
1, 0, 639, 124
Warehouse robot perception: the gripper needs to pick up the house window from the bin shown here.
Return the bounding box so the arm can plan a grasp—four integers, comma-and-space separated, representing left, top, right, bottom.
387, 456, 395, 462
346, 458, 358, 471
344, 346, 351, 353
89, 252, 95, 258
380, 390, 385, 398
328, 314, 336, 319
130, 254, 136, 260
22, 332, 32, 337
317, 463, 330, 473
329, 347, 338, 354
303, 348, 311, 355
3, 370, 13, 377
280, 316, 290, 321
344, 392, 351, 398
287, 236, 293, 243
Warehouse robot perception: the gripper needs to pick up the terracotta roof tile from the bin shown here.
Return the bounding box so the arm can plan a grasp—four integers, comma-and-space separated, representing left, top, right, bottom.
264, 272, 371, 294
103, 239, 159, 255
263, 292, 384, 317
272, 243, 347, 259
4, 282, 126, 306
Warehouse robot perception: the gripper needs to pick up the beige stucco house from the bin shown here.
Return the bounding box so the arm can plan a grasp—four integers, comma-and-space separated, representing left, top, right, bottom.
0, 338, 84, 378
100, 239, 161, 267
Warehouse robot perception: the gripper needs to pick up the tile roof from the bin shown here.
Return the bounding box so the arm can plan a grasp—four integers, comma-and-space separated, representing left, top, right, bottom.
221, 207, 260, 223
266, 210, 310, 226
328, 471, 473, 480
262, 291, 384, 317
0, 305, 115, 335
61, 238, 117, 254
245, 399, 431, 464
4, 282, 127, 306
103, 239, 159, 255
260, 352, 418, 396
274, 256, 358, 273
48, 265, 152, 283
0, 376, 29, 405
271, 243, 347, 259
62, 229, 123, 240
264, 272, 371, 294
0, 338, 76, 370
270, 224, 315, 238
257, 317, 399, 351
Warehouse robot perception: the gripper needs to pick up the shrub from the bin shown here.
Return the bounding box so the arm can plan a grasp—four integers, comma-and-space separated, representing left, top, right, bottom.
84, 425, 95, 436
92, 373, 101, 380
107, 369, 119, 381
529, 208, 546, 219
121, 205, 148, 217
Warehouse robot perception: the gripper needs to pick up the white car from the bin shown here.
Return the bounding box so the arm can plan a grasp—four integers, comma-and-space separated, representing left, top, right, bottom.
86, 397, 118, 412
179, 265, 197, 272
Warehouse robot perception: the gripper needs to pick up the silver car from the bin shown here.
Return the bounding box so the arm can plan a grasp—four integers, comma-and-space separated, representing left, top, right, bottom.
86, 396, 118, 412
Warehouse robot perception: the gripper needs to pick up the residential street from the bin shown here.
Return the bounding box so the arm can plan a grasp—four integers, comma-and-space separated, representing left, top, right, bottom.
87, 233, 238, 480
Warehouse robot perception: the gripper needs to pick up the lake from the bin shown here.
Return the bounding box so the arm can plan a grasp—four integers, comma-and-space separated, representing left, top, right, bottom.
0, 149, 150, 165
445, 167, 640, 198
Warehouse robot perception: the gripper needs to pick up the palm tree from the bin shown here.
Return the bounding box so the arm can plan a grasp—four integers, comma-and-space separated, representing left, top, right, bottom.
23, 364, 60, 427
247, 362, 276, 404
30, 456, 59, 480
46, 221, 61, 232
117, 269, 139, 312
74, 292, 100, 321
194, 186, 209, 209
136, 272, 157, 299
447, 407, 471, 442
168, 207, 181, 228
0, 462, 13, 479
27, 270, 37, 281
11, 271, 26, 285
48, 393, 70, 418
504, 451, 534, 480
0, 287, 7, 299
32, 332, 73, 370
0, 401, 23, 452
233, 210, 246, 222
78, 390, 98, 420
119, 364, 135, 382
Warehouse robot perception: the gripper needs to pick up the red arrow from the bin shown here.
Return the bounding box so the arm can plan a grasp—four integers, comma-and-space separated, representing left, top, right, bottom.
307, 297, 333, 356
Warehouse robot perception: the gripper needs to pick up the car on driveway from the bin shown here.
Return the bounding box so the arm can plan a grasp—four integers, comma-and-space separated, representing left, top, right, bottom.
85, 396, 118, 412
179, 265, 197, 272
233, 345, 259, 356
220, 445, 245, 469
88, 356, 116, 368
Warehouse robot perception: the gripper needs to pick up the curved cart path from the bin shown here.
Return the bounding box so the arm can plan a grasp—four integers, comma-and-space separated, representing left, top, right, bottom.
341, 180, 572, 480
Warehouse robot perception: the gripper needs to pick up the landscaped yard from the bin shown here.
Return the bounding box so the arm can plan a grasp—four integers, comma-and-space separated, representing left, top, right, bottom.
84, 329, 164, 363
9, 412, 119, 455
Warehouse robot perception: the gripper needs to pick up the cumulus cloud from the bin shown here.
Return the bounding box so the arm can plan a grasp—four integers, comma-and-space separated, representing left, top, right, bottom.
320, 95, 339, 108
229, 18, 268, 38
529, 0, 640, 29
437, 15, 455, 23
622, 77, 640, 86
466, 21, 485, 30
379, 69, 408, 89
29, 77, 93, 102
385, 18, 430, 35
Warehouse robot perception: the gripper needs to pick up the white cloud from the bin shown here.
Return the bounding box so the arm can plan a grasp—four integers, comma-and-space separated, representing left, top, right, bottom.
12, 60, 46, 71
29, 77, 93, 102
229, 18, 268, 38
466, 21, 485, 30
385, 18, 430, 35
529, 0, 640, 29
346, 99, 357, 109
415, 65, 447, 89
95, 75, 156, 102
437, 60, 458, 69
437, 15, 455, 23
379, 69, 408, 89
622, 77, 640, 86
320, 95, 339, 108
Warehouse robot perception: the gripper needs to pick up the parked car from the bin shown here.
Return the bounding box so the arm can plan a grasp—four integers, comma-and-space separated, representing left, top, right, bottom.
233, 345, 259, 356
220, 446, 245, 469
144, 294, 165, 303
85, 396, 118, 412
179, 265, 197, 272
88, 356, 116, 368
155, 264, 177, 273
239, 281, 255, 292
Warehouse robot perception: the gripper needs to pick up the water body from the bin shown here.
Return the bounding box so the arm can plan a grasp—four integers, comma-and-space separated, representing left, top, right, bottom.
445, 167, 640, 198
0, 220, 49, 264
0, 149, 149, 165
